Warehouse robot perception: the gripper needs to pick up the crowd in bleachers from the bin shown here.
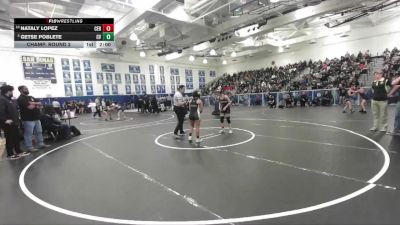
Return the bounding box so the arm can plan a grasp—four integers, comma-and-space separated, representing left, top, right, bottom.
207, 47, 400, 95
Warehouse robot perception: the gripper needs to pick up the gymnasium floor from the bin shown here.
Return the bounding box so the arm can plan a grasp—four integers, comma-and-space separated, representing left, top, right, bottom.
1, 106, 400, 225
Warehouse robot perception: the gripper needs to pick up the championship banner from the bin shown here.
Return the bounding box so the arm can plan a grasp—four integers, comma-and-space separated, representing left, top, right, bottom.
157, 85, 166, 94
112, 84, 118, 95
160, 75, 165, 84
102, 63, 115, 72
150, 75, 155, 84
133, 74, 139, 84
125, 85, 131, 95
83, 60, 91, 72
160, 66, 164, 75
64, 84, 73, 96
140, 74, 146, 85
125, 73, 131, 83
74, 72, 82, 83
198, 70, 205, 77
75, 84, 83, 96
210, 70, 216, 77
135, 85, 141, 94
170, 76, 175, 84
96, 72, 104, 84
115, 73, 122, 84
141, 85, 147, 94
63, 71, 71, 83
129, 65, 140, 73
61, 58, 70, 70
22, 56, 56, 83
106, 73, 113, 84
170, 68, 179, 75
72, 59, 80, 71
103, 84, 110, 95
84, 72, 92, 83
151, 85, 156, 94
86, 84, 93, 95
149, 65, 154, 75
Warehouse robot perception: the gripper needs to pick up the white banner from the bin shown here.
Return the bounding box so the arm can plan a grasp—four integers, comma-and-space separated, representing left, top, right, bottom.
32, 80, 51, 89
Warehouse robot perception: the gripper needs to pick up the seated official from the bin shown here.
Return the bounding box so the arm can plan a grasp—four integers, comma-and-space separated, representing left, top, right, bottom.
321, 91, 333, 106
300, 92, 310, 107
285, 94, 293, 108
268, 94, 276, 108
40, 106, 81, 140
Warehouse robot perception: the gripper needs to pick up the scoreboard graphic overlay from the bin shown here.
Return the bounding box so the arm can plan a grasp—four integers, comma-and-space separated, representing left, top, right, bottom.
14, 18, 115, 48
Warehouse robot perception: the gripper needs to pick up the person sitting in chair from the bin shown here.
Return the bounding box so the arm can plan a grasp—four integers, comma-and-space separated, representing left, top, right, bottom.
268, 93, 276, 108
285, 93, 293, 108
40, 106, 81, 140
300, 91, 310, 107
321, 91, 333, 106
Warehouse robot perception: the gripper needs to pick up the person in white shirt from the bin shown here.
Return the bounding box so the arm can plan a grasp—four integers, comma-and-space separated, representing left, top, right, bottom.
52, 100, 61, 116
173, 85, 187, 138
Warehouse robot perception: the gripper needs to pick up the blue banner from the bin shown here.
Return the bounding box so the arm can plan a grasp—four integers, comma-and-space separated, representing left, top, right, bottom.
63, 71, 71, 84
112, 84, 118, 95
149, 65, 154, 74
135, 85, 141, 94
72, 59, 80, 71
125, 73, 131, 83
22, 56, 56, 83
133, 74, 139, 84
106, 73, 113, 84
64, 84, 73, 96
115, 73, 122, 84
125, 85, 131, 95
140, 74, 146, 85
83, 60, 91, 71
61, 58, 69, 70
75, 84, 83, 96
160, 75, 165, 84
74, 72, 82, 83
84, 72, 92, 83
102, 63, 115, 72
96, 72, 104, 84
86, 84, 93, 95
129, 65, 140, 73
103, 84, 110, 95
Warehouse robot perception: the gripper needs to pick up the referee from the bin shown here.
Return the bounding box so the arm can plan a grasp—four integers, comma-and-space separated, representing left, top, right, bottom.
173, 85, 187, 138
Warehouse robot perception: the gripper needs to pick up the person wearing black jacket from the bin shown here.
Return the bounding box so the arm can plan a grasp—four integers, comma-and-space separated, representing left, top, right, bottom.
0, 85, 30, 160
300, 91, 310, 107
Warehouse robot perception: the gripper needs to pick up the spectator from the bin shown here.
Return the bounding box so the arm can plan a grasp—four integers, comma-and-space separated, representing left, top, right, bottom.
357, 87, 368, 113
321, 91, 333, 106
52, 99, 61, 116
0, 85, 30, 159
300, 91, 310, 107
267, 93, 276, 108
387, 75, 400, 135
17, 85, 50, 151
370, 70, 391, 132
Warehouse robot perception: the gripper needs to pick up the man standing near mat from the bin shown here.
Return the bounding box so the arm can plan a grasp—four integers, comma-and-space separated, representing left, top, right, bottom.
0, 85, 30, 159
218, 90, 233, 134
387, 75, 400, 135
17, 85, 50, 151
173, 85, 187, 138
